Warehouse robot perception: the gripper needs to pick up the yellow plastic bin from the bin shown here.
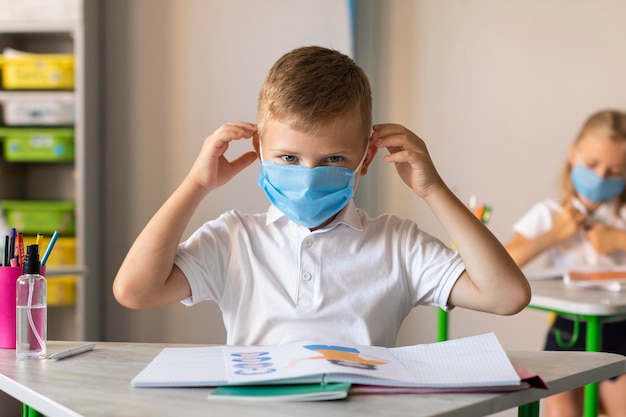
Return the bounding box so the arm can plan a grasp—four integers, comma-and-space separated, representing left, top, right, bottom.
0, 53, 74, 90
23, 235, 76, 265
24, 236, 76, 307
47, 276, 76, 306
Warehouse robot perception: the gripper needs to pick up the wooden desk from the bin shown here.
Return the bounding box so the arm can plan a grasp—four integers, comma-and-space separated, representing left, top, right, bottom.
0, 341, 624, 417
528, 279, 626, 417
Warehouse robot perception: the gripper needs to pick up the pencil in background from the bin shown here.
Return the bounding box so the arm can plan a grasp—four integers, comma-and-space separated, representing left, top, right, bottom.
41, 230, 60, 266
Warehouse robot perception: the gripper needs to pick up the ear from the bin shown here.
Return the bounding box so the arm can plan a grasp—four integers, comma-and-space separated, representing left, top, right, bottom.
252, 132, 261, 160
358, 138, 379, 177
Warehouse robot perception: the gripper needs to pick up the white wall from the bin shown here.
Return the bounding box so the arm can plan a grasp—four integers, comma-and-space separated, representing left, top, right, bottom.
103, 0, 352, 342
361, 0, 626, 355
355, 3, 626, 415
103, 0, 626, 357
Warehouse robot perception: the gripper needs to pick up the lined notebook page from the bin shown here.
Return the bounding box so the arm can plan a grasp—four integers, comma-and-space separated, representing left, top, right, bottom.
387, 332, 520, 387
132, 346, 227, 387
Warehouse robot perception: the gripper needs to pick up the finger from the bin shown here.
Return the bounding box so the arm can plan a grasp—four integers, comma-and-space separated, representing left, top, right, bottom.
383, 143, 429, 164
223, 121, 258, 133
384, 145, 405, 155
221, 123, 257, 139
371, 124, 412, 142
216, 122, 258, 139
372, 123, 403, 135
382, 149, 410, 163
573, 209, 588, 221
229, 151, 258, 175
382, 149, 425, 166
375, 132, 425, 151
210, 124, 258, 152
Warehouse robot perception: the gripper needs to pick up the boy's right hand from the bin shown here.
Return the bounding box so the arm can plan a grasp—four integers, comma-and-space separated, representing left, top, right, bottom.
187, 122, 258, 193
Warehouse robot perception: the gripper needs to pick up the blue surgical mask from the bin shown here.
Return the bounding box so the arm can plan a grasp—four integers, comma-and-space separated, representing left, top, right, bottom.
570, 163, 625, 202
257, 145, 368, 228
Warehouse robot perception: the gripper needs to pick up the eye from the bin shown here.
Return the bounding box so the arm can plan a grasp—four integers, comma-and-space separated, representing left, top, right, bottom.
325, 155, 344, 164
280, 155, 297, 163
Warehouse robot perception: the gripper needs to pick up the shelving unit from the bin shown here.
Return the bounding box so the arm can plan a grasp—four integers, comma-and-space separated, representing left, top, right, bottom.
0, 0, 100, 341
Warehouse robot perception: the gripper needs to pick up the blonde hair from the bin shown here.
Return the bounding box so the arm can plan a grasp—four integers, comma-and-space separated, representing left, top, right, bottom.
560, 110, 626, 206
257, 46, 372, 140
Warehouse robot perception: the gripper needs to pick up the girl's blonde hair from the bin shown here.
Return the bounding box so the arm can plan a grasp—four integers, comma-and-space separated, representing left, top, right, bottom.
257, 46, 372, 141
560, 110, 626, 207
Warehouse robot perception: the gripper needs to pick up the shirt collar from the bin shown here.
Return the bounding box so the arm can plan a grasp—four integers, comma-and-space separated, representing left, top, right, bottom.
571, 195, 619, 214
266, 200, 364, 231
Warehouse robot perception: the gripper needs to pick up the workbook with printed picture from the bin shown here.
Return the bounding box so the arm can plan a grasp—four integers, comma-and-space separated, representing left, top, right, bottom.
131, 333, 545, 400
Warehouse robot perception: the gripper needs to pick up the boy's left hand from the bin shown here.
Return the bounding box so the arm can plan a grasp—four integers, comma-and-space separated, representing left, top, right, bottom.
372, 123, 444, 198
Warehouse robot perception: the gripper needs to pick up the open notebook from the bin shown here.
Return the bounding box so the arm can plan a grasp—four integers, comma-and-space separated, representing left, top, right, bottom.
131, 333, 535, 392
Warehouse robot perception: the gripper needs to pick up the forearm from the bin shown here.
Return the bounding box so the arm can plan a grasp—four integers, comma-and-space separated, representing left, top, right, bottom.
505, 231, 560, 268
113, 177, 208, 308
424, 183, 530, 314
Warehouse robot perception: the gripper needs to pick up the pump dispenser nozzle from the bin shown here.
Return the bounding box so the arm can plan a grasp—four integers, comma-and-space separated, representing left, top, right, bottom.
22, 245, 40, 275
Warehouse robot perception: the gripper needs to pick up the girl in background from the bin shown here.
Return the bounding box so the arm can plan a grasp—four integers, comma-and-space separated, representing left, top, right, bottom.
506, 110, 626, 417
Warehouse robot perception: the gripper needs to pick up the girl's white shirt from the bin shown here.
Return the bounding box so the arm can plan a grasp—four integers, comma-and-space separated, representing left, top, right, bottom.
513, 196, 626, 268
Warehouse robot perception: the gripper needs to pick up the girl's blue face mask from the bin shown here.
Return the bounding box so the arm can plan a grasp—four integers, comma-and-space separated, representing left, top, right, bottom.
257, 143, 368, 228
570, 163, 625, 202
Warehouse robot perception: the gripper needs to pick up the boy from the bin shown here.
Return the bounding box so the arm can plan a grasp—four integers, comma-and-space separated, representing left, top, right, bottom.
113, 46, 530, 347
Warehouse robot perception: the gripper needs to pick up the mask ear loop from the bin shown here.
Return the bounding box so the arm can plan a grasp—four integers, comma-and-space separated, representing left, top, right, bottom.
257, 132, 265, 163
354, 141, 370, 174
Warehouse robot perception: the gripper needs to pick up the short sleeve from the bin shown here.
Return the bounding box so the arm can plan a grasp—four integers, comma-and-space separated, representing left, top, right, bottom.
402, 221, 466, 310
512, 199, 559, 239
174, 211, 236, 306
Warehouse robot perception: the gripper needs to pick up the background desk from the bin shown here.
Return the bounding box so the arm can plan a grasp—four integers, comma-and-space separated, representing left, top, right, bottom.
530, 279, 626, 323
438, 279, 626, 417
0, 341, 624, 417
529, 279, 626, 417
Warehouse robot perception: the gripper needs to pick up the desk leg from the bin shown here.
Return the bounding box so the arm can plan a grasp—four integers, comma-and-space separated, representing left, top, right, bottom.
518, 401, 540, 417
437, 309, 540, 417
22, 404, 43, 417
583, 315, 601, 417
437, 309, 448, 342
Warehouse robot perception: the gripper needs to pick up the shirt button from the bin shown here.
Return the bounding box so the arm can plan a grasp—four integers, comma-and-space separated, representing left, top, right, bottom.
302, 272, 312, 281
304, 240, 313, 248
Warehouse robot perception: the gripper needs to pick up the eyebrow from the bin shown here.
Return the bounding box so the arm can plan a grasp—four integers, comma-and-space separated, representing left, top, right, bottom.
269, 147, 353, 157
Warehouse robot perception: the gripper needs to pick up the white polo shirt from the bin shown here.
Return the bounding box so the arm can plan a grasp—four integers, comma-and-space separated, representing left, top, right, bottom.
513, 197, 626, 267
175, 201, 465, 347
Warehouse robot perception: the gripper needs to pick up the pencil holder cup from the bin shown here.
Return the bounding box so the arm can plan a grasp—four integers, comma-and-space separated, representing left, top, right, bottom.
0, 265, 45, 349
0, 266, 22, 349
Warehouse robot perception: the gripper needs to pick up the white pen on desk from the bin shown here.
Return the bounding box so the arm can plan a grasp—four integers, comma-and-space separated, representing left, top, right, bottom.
48, 343, 95, 361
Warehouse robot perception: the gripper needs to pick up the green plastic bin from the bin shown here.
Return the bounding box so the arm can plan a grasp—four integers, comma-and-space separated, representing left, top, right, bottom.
0, 127, 74, 162
0, 200, 75, 235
